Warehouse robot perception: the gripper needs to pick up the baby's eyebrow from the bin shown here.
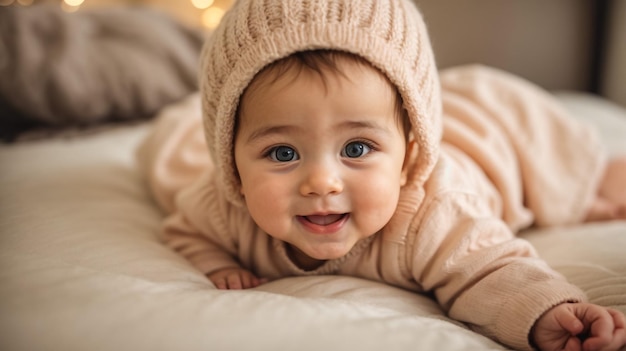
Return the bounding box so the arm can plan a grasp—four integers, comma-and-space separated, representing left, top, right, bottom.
246, 120, 390, 143
246, 125, 297, 143
338, 120, 392, 135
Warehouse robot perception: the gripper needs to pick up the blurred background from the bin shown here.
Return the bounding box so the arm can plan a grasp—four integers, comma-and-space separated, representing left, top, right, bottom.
0, 0, 624, 141
0, 0, 235, 29
0, 0, 626, 106
1, 0, 624, 106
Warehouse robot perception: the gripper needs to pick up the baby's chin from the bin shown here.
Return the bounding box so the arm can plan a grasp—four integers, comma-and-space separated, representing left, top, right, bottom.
286, 243, 353, 270
292, 230, 383, 260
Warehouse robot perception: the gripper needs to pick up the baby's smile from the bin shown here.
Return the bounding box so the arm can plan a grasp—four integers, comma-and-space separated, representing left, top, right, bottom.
296, 213, 350, 234
302, 213, 346, 225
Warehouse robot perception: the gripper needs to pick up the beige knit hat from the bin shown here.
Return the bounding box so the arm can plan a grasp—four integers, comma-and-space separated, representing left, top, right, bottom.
200, 0, 442, 206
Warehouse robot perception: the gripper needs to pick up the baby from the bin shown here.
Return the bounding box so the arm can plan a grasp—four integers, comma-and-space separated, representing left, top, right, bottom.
138, 0, 626, 350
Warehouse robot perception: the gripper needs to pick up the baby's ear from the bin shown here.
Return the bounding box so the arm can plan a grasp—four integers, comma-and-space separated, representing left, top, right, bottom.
400, 139, 417, 186
236, 177, 246, 196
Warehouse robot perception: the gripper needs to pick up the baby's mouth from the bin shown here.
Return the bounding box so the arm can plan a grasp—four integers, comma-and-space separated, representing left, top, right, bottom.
301, 213, 348, 226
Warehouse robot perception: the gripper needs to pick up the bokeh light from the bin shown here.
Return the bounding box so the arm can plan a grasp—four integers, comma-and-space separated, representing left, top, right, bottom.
191, 0, 214, 10
64, 0, 84, 5
202, 6, 225, 29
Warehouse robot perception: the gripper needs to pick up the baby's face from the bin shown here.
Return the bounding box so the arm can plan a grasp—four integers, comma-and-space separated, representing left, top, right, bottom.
234, 57, 408, 269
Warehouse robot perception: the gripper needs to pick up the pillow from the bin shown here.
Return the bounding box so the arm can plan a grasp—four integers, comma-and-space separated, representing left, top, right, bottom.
0, 4, 204, 140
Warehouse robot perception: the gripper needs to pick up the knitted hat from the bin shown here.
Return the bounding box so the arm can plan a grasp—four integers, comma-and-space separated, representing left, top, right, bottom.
200, 0, 442, 206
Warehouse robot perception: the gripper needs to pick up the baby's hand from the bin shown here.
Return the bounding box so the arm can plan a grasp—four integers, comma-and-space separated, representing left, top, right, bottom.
208, 267, 267, 290
531, 302, 626, 351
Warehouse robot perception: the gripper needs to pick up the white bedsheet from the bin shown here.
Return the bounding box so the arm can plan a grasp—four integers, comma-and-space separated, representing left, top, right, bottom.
1, 92, 624, 351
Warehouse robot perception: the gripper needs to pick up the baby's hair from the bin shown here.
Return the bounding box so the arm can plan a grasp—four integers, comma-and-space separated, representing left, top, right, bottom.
236, 50, 411, 140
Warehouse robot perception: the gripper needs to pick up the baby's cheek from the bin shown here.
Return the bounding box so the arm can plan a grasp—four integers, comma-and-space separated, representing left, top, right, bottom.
245, 185, 275, 214
242, 178, 291, 231
355, 175, 401, 224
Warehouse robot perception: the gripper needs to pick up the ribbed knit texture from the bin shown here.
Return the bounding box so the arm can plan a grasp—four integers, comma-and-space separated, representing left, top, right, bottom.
199, 0, 441, 206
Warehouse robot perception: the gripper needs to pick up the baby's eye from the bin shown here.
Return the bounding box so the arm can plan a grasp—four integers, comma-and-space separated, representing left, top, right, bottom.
268, 146, 299, 162
342, 141, 371, 158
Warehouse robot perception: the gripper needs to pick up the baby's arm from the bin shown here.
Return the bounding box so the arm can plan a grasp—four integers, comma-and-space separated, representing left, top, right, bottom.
208, 267, 267, 290
162, 171, 269, 289
531, 303, 626, 351
164, 209, 270, 290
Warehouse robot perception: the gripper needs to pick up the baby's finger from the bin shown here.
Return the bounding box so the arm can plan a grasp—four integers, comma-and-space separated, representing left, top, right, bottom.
249, 275, 260, 287
607, 308, 626, 329
240, 271, 253, 289
226, 273, 243, 289
609, 326, 626, 350
579, 309, 613, 350
554, 305, 585, 335
214, 277, 228, 290
584, 328, 626, 351
605, 310, 626, 351
252, 276, 270, 287
563, 335, 582, 351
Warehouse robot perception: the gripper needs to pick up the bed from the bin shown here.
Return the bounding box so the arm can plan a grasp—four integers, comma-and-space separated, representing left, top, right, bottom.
1, 2, 625, 351
1, 91, 625, 351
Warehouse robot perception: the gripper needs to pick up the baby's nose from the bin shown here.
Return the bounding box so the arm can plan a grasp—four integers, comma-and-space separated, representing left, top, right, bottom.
299, 162, 344, 197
